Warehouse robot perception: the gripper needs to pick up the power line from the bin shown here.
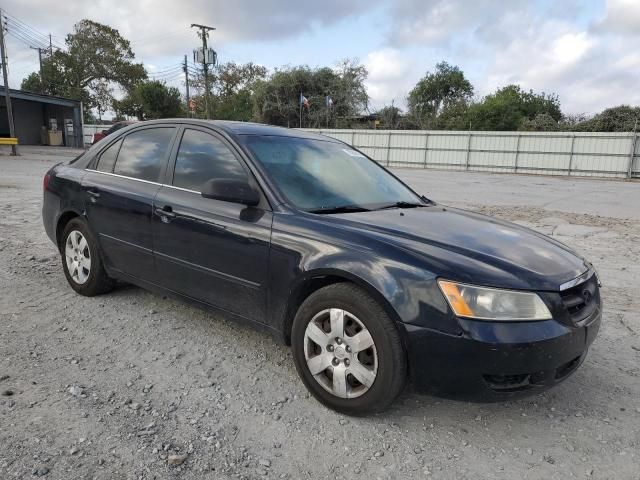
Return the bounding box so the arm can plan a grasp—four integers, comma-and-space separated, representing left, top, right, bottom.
4, 12, 47, 40
147, 65, 183, 75
4, 19, 64, 55
5, 20, 48, 46
5, 23, 48, 48
3, 12, 64, 50
5, 17, 60, 49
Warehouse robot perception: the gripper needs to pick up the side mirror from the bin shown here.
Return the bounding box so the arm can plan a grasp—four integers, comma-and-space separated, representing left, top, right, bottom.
101, 129, 108, 135
201, 178, 260, 206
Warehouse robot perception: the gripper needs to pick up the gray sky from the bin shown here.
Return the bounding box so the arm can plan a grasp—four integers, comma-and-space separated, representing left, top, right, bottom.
3, 0, 639, 115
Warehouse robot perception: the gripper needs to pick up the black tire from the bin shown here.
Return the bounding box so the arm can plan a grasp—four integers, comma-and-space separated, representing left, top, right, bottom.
291, 283, 406, 415
60, 217, 115, 296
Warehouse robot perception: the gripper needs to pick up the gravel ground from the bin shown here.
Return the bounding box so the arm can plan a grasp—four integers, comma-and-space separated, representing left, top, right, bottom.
1, 147, 639, 480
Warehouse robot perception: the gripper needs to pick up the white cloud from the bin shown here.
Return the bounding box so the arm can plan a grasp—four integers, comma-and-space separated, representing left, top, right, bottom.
4, 0, 640, 116
595, 0, 640, 34
383, 0, 640, 114
478, 17, 640, 114
386, 0, 529, 46
363, 48, 418, 110
3, 0, 376, 58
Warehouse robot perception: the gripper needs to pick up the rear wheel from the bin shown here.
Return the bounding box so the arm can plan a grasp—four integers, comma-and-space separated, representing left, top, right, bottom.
291, 283, 406, 415
60, 217, 114, 296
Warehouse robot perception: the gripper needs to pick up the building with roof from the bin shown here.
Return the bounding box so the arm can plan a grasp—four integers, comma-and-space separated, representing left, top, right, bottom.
0, 87, 83, 147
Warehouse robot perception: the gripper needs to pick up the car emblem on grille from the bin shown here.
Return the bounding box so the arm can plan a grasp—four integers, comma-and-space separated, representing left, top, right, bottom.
582, 289, 592, 304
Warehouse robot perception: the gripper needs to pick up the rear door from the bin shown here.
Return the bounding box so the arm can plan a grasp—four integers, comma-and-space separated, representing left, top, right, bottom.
152, 127, 272, 322
83, 126, 177, 280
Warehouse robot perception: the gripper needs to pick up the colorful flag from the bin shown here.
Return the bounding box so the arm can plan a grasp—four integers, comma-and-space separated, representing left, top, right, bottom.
325, 95, 334, 108
300, 93, 310, 109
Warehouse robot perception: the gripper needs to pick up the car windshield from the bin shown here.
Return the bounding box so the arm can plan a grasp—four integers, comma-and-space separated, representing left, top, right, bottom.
244, 135, 424, 212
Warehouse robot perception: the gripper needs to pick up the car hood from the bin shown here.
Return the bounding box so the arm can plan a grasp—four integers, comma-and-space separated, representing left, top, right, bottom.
327, 205, 588, 291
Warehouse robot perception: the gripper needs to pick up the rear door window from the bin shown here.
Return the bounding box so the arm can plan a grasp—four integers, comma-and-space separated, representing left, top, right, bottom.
96, 139, 122, 173
113, 128, 175, 182
172, 129, 247, 192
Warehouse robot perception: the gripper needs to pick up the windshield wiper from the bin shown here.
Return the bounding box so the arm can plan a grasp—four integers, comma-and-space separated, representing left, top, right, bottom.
375, 201, 428, 210
307, 205, 371, 214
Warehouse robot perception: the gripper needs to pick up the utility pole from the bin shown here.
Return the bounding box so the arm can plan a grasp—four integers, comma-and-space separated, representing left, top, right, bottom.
0, 9, 18, 155
49, 34, 53, 56
30, 46, 45, 93
183, 54, 190, 117
191, 23, 215, 119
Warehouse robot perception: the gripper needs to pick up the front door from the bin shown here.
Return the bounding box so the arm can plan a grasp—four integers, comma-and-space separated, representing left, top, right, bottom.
152, 127, 272, 322
83, 126, 176, 280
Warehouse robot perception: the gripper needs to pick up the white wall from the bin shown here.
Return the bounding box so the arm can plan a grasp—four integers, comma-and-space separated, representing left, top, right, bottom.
305, 129, 640, 179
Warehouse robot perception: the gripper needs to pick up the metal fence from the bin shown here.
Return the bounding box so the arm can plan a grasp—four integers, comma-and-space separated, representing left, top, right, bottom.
306, 129, 640, 179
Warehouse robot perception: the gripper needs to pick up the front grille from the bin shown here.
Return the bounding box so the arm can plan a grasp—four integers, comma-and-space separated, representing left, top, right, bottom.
560, 273, 599, 324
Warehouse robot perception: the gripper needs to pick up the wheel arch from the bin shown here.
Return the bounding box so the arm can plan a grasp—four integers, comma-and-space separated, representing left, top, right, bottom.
280, 268, 409, 348
55, 210, 83, 251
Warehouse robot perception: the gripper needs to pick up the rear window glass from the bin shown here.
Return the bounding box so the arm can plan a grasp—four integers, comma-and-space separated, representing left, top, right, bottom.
96, 139, 122, 173
113, 128, 174, 182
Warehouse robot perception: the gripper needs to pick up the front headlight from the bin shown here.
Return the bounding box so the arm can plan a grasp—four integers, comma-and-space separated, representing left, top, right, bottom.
438, 280, 552, 321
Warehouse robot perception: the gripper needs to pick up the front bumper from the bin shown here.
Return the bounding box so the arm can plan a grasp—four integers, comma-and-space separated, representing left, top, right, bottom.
404, 306, 601, 401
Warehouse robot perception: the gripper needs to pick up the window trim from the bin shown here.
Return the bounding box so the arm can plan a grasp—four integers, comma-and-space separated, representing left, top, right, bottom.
84, 168, 163, 186
84, 122, 275, 212
110, 125, 178, 184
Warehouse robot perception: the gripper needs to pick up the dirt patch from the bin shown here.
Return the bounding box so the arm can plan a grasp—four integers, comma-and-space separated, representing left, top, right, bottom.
1, 153, 639, 479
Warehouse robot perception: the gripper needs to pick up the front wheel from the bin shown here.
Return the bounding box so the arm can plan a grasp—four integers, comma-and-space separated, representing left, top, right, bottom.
291, 283, 406, 415
60, 217, 114, 296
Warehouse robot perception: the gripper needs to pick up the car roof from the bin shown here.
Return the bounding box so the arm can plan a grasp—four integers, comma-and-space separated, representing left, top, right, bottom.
135, 119, 339, 142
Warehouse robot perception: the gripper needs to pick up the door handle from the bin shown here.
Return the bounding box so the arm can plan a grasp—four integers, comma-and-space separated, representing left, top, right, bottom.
155, 205, 176, 220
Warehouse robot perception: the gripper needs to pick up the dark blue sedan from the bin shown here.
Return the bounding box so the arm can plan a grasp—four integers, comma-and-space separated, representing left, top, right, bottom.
42, 120, 601, 414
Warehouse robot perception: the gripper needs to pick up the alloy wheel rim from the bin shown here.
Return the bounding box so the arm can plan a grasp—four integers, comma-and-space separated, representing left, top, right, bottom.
65, 230, 91, 285
303, 308, 378, 399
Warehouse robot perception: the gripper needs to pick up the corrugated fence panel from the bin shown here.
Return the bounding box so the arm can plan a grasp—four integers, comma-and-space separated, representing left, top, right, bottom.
304, 129, 639, 179
321, 130, 353, 143
517, 152, 570, 175
468, 134, 518, 172
469, 151, 515, 172
633, 136, 640, 177
426, 149, 467, 170
353, 131, 388, 148
572, 155, 628, 177
388, 132, 427, 166
427, 132, 468, 151
359, 146, 386, 162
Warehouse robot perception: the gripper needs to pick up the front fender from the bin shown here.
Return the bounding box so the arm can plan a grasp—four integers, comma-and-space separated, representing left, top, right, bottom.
268, 214, 461, 341
300, 255, 458, 335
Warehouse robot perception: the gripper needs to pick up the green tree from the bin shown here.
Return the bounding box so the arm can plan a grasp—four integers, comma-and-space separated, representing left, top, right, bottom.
116, 81, 183, 120
376, 105, 402, 129
20, 72, 44, 93
520, 113, 559, 131
190, 62, 267, 120
572, 105, 639, 132
407, 62, 474, 129
437, 101, 472, 130
252, 59, 369, 128
467, 85, 561, 130
20, 19, 146, 120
